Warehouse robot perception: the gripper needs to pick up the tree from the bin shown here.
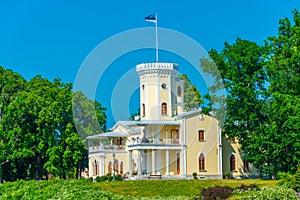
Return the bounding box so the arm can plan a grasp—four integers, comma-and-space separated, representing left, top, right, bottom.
0, 69, 107, 181
176, 74, 204, 111
263, 9, 300, 174
205, 38, 269, 176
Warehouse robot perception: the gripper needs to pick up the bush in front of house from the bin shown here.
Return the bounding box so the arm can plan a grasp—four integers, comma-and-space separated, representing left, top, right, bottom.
240, 186, 298, 200
95, 174, 123, 182
200, 185, 232, 200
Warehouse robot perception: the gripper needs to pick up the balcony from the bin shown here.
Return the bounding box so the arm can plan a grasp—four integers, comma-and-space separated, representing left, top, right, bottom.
128, 138, 182, 150
89, 145, 126, 153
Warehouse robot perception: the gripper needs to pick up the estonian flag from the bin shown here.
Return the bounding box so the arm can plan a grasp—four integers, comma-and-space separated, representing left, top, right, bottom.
145, 14, 156, 23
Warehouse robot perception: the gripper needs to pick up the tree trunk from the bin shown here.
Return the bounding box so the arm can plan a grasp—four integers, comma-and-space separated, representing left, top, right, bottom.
35, 154, 41, 180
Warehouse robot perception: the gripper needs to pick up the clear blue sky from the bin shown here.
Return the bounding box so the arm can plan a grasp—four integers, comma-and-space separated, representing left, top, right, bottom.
1, 1, 299, 128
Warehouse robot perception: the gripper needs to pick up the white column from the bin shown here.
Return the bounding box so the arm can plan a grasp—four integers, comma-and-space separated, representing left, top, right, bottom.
152, 149, 156, 174
183, 147, 187, 177
218, 124, 223, 176
166, 149, 170, 175
138, 150, 142, 175
128, 150, 132, 174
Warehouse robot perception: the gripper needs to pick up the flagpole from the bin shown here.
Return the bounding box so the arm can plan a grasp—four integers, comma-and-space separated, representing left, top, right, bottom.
155, 13, 158, 62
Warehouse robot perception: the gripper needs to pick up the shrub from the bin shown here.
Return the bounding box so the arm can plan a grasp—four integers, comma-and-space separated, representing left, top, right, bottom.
241, 186, 298, 200
115, 174, 123, 181
235, 183, 259, 192
200, 186, 232, 200
95, 176, 102, 182
277, 169, 300, 192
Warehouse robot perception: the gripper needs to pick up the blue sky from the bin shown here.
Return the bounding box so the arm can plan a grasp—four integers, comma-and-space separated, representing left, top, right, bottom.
1, 1, 299, 128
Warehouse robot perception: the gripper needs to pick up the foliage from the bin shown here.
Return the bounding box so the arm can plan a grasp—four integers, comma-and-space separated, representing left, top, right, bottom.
0, 67, 107, 182
277, 167, 300, 192
202, 9, 300, 178
176, 74, 204, 111
0, 179, 118, 200
95, 174, 123, 182
240, 186, 298, 200
199, 186, 232, 200
0, 179, 277, 200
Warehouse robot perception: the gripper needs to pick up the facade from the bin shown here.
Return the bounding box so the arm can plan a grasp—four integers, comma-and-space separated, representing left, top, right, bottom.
87, 62, 258, 179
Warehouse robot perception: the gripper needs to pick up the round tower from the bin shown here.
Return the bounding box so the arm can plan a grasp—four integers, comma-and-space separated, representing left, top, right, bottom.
136, 62, 184, 121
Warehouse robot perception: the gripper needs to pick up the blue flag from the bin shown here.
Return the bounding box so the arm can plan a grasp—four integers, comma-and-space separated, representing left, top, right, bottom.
145, 14, 156, 23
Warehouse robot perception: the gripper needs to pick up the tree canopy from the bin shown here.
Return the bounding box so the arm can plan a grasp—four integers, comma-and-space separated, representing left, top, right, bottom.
177, 74, 204, 111
202, 9, 300, 178
0, 67, 107, 181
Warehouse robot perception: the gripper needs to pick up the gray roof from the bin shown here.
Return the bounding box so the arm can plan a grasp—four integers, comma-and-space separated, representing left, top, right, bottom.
174, 108, 202, 119
137, 120, 180, 126
86, 132, 128, 139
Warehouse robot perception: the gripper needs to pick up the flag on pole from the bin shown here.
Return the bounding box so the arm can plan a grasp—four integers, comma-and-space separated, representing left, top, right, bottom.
145, 14, 156, 23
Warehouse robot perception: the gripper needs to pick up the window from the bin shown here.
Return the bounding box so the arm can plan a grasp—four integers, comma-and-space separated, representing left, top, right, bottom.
120, 161, 124, 174
161, 83, 167, 89
230, 154, 236, 171
114, 159, 119, 174
142, 103, 145, 117
142, 85, 144, 90
199, 153, 205, 171
243, 160, 250, 172
108, 161, 112, 174
162, 102, 167, 115
198, 130, 205, 141
93, 160, 98, 176
177, 86, 182, 97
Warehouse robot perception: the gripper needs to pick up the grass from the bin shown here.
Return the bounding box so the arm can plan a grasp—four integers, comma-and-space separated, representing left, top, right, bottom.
0, 178, 278, 199
96, 179, 278, 198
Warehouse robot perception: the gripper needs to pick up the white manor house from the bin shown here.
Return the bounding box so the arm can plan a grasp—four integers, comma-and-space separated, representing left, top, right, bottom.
86, 62, 258, 179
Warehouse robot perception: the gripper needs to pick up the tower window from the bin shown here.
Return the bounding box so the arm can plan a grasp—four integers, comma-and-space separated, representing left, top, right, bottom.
142, 103, 145, 117
198, 130, 205, 141
199, 153, 205, 171
142, 85, 144, 90
161, 83, 167, 89
162, 102, 167, 115
177, 86, 182, 97
230, 154, 236, 171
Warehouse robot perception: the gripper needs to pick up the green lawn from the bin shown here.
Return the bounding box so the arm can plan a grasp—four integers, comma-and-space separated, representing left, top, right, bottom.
0, 178, 278, 200
96, 179, 278, 198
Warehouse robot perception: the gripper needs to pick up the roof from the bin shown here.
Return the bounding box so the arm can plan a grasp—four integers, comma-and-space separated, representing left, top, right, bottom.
111, 121, 138, 130
174, 108, 202, 119
86, 131, 128, 139
136, 120, 180, 126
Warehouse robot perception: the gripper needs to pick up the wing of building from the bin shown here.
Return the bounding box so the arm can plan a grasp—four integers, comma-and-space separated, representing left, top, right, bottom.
86, 62, 258, 179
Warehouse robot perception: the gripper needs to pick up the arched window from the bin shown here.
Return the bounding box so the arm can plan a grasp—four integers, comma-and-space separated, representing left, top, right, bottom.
177, 86, 182, 97
142, 103, 145, 117
230, 154, 236, 171
162, 102, 167, 115
114, 159, 119, 174
199, 153, 205, 171
108, 161, 112, 174
120, 161, 124, 174
93, 160, 98, 176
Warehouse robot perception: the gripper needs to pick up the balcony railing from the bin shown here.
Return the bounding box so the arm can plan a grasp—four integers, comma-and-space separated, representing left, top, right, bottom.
89, 145, 125, 152
130, 138, 179, 145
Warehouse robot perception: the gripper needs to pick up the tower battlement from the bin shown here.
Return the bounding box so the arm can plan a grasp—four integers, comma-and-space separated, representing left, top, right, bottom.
136, 62, 178, 76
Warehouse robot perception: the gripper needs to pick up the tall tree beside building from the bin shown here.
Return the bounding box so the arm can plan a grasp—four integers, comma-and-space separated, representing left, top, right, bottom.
264, 9, 300, 174
0, 69, 107, 181
177, 74, 204, 111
